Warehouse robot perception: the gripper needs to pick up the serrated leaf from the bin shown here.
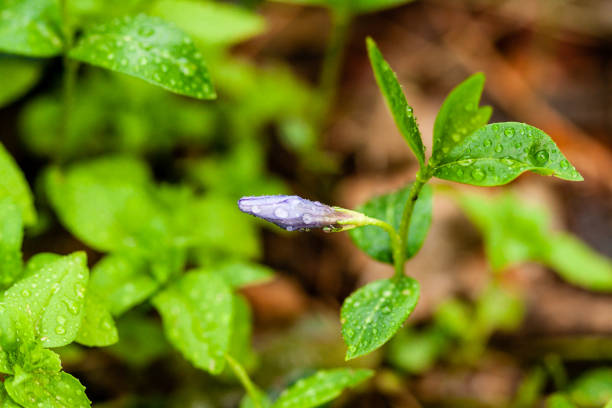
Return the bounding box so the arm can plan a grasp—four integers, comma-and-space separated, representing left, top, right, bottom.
212, 261, 274, 288
272, 368, 373, 408
545, 234, 612, 292
366, 37, 425, 167
152, 272, 233, 374
547, 394, 577, 408
3, 252, 89, 348
0, 198, 23, 289
0, 142, 37, 226
341, 276, 419, 359
432, 122, 583, 186
349, 183, 432, 264
69, 14, 215, 100
75, 291, 118, 347
89, 254, 159, 316
5, 370, 90, 408
432, 73, 491, 162
152, 0, 265, 46
0, 0, 63, 57
0, 56, 42, 108
569, 368, 612, 407
0, 382, 20, 408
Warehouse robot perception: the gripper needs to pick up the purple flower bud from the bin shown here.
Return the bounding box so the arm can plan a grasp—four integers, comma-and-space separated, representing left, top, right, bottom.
237, 195, 352, 232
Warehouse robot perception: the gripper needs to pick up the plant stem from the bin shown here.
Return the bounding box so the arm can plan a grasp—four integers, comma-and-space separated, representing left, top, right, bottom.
59, 0, 77, 164
316, 9, 352, 126
394, 169, 432, 278
225, 354, 263, 408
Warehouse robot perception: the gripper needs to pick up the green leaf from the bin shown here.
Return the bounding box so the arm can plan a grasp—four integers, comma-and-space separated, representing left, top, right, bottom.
475, 284, 524, 332
0, 0, 63, 57
0, 56, 42, 108
240, 391, 272, 408
0, 198, 23, 289
432, 122, 583, 186
89, 254, 159, 316
547, 394, 577, 408
349, 183, 433, 264
272, 0, 414, 14
545, 234, 612, 292
366, 37, 425, 167
606, 399, 612, 408
387, 327, 447, 374
3, 252, 89, 348
272, 368, 373, 408
69, 14, 216, 100
0, 142, 37, 226
0, 382, 20, 408
341, 276, 419, 359
212, 261, 274, 289
152, 272, 233, 374
226, 295, 256, 373
107, 313, 169, 368
152, 0, 265, 46
5, 370, 90, 408
432, 73, 492, 163
569, 368, 612, 407
75, 291, 118, 347
456, 191, 552, 271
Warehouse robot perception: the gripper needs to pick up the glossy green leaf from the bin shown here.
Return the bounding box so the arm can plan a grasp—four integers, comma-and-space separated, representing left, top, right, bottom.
3, 252, 89, 348
89, 254, 159, 316
569, 368, 612, 407
433, 122, 583, 186
349, 183, 433, 264
69, 14, 215, 99
545, 234, 612, 292
75, 291, 118, 347
152, 0, 265, 46
431, 73, 491, 163
366, 37, 425, 167
5, 370, 90, 408
0, 142, 37, 226
0, 199, 23, 289
341, 276, 419, 359
0, 0, 63, 57
272, 368, 373, 408
0, 382, 20, 408
0, 57, 42, 108
212, 261, 274, 288
547, 394, 577, 408
24, 253, 60, 277
153, 272, 233, 374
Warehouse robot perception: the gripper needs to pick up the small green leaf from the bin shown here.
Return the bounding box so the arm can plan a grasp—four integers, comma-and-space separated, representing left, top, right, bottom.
152, 272, 233, 374
107, 313, 169, 368
0, 382, 20, 408
545, 234, 612, 292
75, 291, 118, 347
3, 252, 89, 348
547, 394, 577, 408
5, 370, 90, 408
0, 0, 63, 57
0, 198, 23, 289
0, 56, 42, 108
432, 73, 491, 163
349, 183, 433, 264
569, 368, 612, 407
475, 284, 524, 332
387, 327, 447, 374
240, 391, 272, 408
152, 0, 265, 46
272, 368, 373, 408
366, 37, 425, 167
0, 142, 37, 226
69, 14, 216, 99
212, 261, 274, 288
341, 276, 419, 359
433, 122, 583, 186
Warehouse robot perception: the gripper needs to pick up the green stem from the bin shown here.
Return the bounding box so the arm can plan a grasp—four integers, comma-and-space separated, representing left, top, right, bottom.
59, 0, 77, 164
316, 9, 352, 125
225, 354, 263, 408
394, 169, 432, 278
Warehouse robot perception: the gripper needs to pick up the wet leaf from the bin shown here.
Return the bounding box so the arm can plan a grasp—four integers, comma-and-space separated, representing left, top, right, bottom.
226, 295, 256, 373
212, 261, 274, 288
152, 0, 265, 46
272, 368, 373, 408
349, 183, 433, 264
569, 368, 612, 407
0, 0, 63, 57
75, 291, 118, 347
0, 57, 42, 108
69, 14, 215, 99
341, 276, 419, 359
3, 252, 89, 348
432, 73, 491, 163
433, 122, 583, 186
152, 272, 233, 374
366, 37, 425, 167
0, 199, 23, 289
5, 371, 90, 408
0, 382, 20, 408
0, 142, 37, 226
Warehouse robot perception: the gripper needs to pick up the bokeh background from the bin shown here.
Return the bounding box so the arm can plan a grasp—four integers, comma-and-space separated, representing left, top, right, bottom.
2, 0, 612, 407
